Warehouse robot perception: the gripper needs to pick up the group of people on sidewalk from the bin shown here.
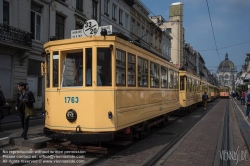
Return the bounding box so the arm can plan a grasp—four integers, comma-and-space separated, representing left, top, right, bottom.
231, 88, 250, 119
201, 89, 250, 120
244, 88, 250, 119
0, 82, 35, 140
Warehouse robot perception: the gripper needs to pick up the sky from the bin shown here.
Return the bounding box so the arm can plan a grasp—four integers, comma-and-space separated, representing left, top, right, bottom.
141, 0, 250, 74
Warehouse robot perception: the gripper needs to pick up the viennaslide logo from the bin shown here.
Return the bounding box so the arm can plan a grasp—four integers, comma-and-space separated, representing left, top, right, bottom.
220, 146, 248, 165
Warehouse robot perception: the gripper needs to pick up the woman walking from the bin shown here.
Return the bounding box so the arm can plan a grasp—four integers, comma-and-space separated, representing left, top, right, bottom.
15, 82, 35, 140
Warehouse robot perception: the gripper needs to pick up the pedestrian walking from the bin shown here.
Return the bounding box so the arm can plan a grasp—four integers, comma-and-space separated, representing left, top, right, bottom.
246, 91, 250, 119
202, 92, 209, 109
0, 85, 9, 132
15, 82, 35, 140
241, 91, 245, 105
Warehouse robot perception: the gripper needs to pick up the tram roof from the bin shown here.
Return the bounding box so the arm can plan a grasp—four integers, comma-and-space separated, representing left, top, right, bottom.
44, 33, 170, 63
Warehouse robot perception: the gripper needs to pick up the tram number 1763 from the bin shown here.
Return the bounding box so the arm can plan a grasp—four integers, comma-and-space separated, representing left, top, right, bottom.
64, 97, 79, 103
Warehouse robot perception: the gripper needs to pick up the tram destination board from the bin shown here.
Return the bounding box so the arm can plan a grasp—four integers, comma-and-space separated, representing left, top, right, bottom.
71, 25, 112, 38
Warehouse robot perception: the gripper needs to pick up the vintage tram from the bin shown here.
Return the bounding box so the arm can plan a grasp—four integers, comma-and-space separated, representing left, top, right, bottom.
41, 33, 181, 142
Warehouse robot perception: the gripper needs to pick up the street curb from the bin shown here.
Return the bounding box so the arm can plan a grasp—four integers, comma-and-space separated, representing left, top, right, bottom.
9, 136, 52, 149
233, 102, 250, 152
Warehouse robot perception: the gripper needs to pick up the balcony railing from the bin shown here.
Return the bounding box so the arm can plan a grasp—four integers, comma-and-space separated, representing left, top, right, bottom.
0, 23, 32, 47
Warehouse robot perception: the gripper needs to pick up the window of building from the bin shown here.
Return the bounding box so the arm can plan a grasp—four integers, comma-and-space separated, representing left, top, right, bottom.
76, 0, 83, 12
138, 57, 148, 87
56, 14, 65, 40
116, 49, 126, 86
92, 0, 98, 20
3, 0, 9, 25
131, 19, 135, 33
128, 53, 136, 86
104, 0, 109, 16
161, 66, 168, 88
137, 23, 140, 34
141, 26, 144, 39
166, 28, 172, 33
112, 4, 116, 21
150, 62, 159, 87
75, 23, 82, 30
125, 14, 129, 29
31, 3, 42, 41
119, 9, 123, 26
146, 30, 148, 42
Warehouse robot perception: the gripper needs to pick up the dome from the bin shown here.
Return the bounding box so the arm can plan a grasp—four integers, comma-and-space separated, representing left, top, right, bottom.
217, 53, 235, 72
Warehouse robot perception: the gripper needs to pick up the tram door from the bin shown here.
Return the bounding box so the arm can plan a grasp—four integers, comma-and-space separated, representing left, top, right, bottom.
27, 77, 42, 109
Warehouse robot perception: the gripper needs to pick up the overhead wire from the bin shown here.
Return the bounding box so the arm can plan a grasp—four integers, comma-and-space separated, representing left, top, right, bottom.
205, 0, 220, 62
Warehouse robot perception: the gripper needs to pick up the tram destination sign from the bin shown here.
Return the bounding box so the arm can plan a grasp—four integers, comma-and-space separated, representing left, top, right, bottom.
71, 25, 112, 38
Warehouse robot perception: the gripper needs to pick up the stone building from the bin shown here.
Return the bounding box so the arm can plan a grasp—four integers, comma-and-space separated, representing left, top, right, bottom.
216, 53, 237, 91
0, 0, 173, 113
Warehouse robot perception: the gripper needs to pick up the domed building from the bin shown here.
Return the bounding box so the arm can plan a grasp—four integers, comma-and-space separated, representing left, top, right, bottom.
216, 53, 237, 91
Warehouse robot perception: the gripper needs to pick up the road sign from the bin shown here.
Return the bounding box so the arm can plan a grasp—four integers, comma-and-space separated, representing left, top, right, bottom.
71, 19, 113, 38
71, 29, 83, 38
96, 25, 113, 36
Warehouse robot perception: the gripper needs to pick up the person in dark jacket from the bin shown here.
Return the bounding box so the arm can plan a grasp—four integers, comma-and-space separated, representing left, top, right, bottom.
0, 85, 9, 132
202, 92, 209, 109
15, 82, 35, 140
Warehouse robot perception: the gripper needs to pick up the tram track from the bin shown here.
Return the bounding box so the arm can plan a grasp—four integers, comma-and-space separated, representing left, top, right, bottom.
84, 100, 219, 166
83, 115, 183, 166
143, 106, 209, 166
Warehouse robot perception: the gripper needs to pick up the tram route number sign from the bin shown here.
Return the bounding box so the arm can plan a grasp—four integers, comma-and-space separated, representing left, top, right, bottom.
71, 25, 112, 38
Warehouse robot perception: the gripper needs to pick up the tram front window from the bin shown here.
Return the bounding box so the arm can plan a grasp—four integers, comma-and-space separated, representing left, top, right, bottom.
97, 48, 112, 86
61, 52, 83, 87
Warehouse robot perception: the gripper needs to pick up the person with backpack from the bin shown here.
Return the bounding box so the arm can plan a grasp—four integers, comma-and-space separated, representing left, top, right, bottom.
0, 85, 9, 132
202, 92, 209, 109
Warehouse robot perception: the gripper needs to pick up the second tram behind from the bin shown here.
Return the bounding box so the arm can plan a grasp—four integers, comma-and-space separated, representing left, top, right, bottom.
219, 86, 230, 98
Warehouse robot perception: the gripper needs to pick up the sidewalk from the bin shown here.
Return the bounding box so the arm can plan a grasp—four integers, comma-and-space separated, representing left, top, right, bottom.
160, 99, 250, 166
1, 110, 45, 124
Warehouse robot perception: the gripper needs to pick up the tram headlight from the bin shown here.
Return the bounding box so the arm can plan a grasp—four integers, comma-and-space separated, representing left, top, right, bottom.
66, 109, 77, 122
108, 111, 113, 119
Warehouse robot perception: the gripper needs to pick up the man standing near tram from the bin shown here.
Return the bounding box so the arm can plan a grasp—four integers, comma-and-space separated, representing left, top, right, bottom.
202, 92, 208, 109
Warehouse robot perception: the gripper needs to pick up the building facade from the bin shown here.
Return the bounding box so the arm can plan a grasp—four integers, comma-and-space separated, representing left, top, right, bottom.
216, 53, 237, 91
0, 0, 174, 113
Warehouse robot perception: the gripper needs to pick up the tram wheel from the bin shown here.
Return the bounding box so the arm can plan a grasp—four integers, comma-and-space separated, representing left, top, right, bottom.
138, 122, 150, 139
159, 114, 169, 127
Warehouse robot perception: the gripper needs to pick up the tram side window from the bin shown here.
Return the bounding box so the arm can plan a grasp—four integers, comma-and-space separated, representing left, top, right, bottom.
169, 69, 173, 89
128, 53, 136, 86
161, 66, 168, 88
61, 51, 83, 87
46, 53, 50, 88
86, 48, 92, 86
150, 62, 159, 87
180, 76, 185, 90
116, 49, 126, 86
97, 48, 112, 86
174, 72, 178, 89
138, 57, 148, 87
53, 51, 59, 87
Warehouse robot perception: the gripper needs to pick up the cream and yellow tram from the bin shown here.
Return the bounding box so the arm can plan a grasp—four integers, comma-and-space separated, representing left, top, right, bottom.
179, 70, 201, 114
219, 86, 230, 98
42, 34, 180, 142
